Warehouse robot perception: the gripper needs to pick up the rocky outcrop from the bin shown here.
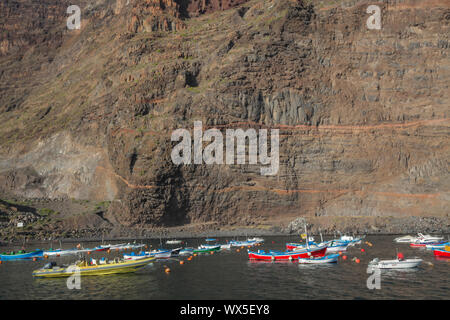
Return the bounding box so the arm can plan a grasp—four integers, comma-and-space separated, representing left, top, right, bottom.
0, 0, 448, 239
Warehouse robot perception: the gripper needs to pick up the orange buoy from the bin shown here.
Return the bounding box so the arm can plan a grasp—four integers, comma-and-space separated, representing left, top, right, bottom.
361, 248, 365, 252
87, 251, 91, 255
165, 268, 171, 273
236, 249, 240, 252
0, 260, 2, 264
180, 261, 184, 265
342, 255, 347, 260
107, 249, 111, 254
33, 257, 37, 261
355, 258, 360, 263
44, 255, 48, 259
338, 251, 342, 255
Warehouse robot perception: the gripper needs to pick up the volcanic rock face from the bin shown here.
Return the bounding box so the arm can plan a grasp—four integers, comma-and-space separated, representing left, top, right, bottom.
0, 0, 449, 235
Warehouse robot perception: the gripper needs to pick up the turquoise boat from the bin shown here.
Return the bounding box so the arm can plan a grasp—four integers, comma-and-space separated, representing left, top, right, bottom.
0, 249, 43, 261
193, 246, 221, 253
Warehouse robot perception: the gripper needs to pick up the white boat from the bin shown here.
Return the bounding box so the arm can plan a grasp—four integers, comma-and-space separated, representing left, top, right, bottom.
199, 243, 231, 250
394, 235, 417, 243
323, 242, 348, 253
298, 254, 339, 264
368, 255, 422, 269
166, 240, 183, 245
394, 233, 444, 243
103, 243, 146, 250
43, 249, 78, 256
339, 234, 364, 246
147, 249, 172, 259
230, 240, 258, 247
123, 253, 152, 261
247, 237, 264, 244
100, 243, 126, 250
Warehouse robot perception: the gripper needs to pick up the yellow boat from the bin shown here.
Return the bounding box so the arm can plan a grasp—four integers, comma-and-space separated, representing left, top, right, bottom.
32, 256, 155, 278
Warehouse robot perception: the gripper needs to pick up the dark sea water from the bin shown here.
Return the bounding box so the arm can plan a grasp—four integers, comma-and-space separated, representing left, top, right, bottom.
0, 235, 448, 300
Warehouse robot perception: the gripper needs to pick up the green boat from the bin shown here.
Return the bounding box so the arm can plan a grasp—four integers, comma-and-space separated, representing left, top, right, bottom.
193, 245, 221, 254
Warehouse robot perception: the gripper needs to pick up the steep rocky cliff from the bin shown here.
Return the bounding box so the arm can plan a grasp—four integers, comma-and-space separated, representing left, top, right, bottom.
0, 0, 449, 239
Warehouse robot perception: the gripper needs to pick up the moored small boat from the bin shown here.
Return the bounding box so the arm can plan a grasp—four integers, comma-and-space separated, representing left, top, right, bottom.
124, 252, 152, 261
199, 243, 231, 250
287, 236, 349, 253
397, 233, 444, 244
0, 249, 43, 261
32, 256, 155, 278
148, 249, 172, 259
394, 235, 417, 243
286, 241, 318, 251
433, 246, 450, 258
193, 246, 221, 254
230, 240, 258, 247
368, 253, 422, 269
179, 248, 195, 256
43, 248, 80, 257
339, 235, 364, 246
425, 242, 450, 250
170, 248, 182, 256
410, 240, 446, 248
298, 253, 339, 264
247, 237, 264, 244
248, 246, 327, 261
166, 240, 183, 245
324, 241, 349, 253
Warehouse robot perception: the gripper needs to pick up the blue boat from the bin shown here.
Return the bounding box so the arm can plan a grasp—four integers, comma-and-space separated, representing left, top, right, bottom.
0, 249, 44, 261
298, 253, 340, 264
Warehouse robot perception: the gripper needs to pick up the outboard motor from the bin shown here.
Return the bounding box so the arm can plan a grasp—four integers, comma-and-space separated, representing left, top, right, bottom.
43, 261, 57, 269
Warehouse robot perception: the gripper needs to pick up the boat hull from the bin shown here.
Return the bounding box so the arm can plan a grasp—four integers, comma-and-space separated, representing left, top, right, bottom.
368, 258, 422, 269
298, 254, 339, 264
433, 249, 450, 258
410, 241, 446, 248
248, 247, 327, 261
43, 249, 78, 257
124, 254, 152, 261
33, 257, 155, 278
193, 246, 221, 254
325, 245, 348, 253
0, 250, 43, 261
149, 250, 172, 258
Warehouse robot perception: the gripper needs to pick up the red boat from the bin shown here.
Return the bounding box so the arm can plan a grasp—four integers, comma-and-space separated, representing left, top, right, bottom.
410, 242, 445, 248
433, 249, 450, 258
410, 243, 427, 248
248, 246, 327, 261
